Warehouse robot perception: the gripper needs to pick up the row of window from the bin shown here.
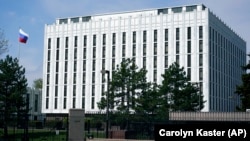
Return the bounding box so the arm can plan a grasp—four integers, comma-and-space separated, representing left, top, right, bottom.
45, 26, 205, 110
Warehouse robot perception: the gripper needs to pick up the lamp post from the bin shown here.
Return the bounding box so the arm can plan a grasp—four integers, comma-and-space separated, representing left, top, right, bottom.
193, 82, 201, 111
101, 70, 110, 138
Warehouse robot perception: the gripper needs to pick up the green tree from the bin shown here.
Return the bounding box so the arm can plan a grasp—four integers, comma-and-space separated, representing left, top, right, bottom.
135, 82, 161, 122
159, 62, 204, 113
235, 54, 250, 111
0, 55, 28, 138
33, 78, 43, 90
0, 28, 8, 55
98, 58, 148, 129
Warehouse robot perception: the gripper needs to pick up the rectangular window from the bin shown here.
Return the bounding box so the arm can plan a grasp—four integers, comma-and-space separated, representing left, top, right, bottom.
122, 32, 126, 44
47, 62, 50, 73
199, 68, 203, 80
48, 38, 51, 49
82, 97, 85, 109
82, 85, 85, 96
165, 42, 168, 54
172, 7, 182, 13
122, 45, 126, 57
102, 59, 105, 70
83, 35, 87, 47
176, 55, 179, 64
63, 98, 67, 109
91, 97, 95, 109
102, 46, 106, 58
143, 31, 147, 43
187, 68, 191, 80
46, 86, 49, 97
83, 60, 86, 71
199, 54, 203, 66
46, 98, 49, 109
72, 98, 76, 108
186, 5, 197, 12
112, 33, 116, 45
92, 60, 96, 71
143, 57, 146, 69
132, 31, 136, 43
65, 61, 68, 72
176, 41, 179, 54
74, 61, 77, 72
176, 28, 180, 40
65, 49, 68, 60
64, 73, 67, 84
54, 98, 57, 109
112, 46, 116, 57
56, 50, 59, 60
93, 47, 96, 58
187, 41, 191, 53
112, 59, 115, 70
154, 56, 157, 68
73, 73, 77, 84
199, 26, 203, 39
132, 45, 136, 56
55, 86, 58, 97
153, 70, 157, 82
187, 55, 191, 67
154, 30, 157, 42
143, 44, 146, 56
165, 29, 168, 41
47, 50, 51, 61
74, 48, 77, 59
56, 62, 59, 73
93, 35, 96, 46
199, 40, 203, 52
187, 27, 191, 40
71, 17, 79, 23
65, 37, 68, 48
73, 85, 76, 96
154, 43, 157, 55
56, 38, 60, 49
55, 74, 58, 84
64, 85, 67, 96
82, 72, 86, 83
92, 72, 95, 83
102, 34, 106, 45
101, 84, 105, 96
92, 85, 95, 96
83, 48, 86, 59
74, 36, 78, 47
47, 74, 50, 84
165, 56, 168, 68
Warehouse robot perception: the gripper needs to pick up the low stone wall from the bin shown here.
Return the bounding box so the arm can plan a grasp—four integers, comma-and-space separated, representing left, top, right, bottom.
169, 112, 250, 121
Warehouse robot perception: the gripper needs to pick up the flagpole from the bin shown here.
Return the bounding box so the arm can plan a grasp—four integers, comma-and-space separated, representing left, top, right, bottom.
18, 27, 20, 61
18, 28, 29, 61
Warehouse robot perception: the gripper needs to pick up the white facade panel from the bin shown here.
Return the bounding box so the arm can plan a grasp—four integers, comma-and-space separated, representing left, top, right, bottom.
42, 4, 246, 114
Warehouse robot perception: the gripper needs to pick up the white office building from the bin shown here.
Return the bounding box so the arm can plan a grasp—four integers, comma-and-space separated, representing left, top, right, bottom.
42, 4, 246, 114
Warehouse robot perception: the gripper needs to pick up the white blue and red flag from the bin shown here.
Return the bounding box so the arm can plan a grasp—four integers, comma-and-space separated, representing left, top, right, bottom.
19, 29, 29, 44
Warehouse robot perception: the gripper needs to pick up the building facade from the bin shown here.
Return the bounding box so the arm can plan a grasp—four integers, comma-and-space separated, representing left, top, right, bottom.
42, 4, 246, 114
26, 87, 45, 120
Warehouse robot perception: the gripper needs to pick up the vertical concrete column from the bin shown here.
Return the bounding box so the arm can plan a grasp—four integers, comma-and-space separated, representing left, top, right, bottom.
68, 109, 85, 141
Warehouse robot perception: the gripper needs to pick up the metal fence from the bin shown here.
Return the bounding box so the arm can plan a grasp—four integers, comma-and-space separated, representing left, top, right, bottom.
1, 112, 250, 141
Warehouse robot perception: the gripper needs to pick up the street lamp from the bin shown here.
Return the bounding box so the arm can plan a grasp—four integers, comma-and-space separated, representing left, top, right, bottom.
100, 70, 110, 138
193, 82, 201, 111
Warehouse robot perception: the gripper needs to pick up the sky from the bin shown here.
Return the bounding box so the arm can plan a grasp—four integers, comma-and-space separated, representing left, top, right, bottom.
0, 0, 249, 87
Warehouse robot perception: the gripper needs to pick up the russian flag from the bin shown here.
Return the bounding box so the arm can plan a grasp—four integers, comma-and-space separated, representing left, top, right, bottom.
19, 29, 29, 44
